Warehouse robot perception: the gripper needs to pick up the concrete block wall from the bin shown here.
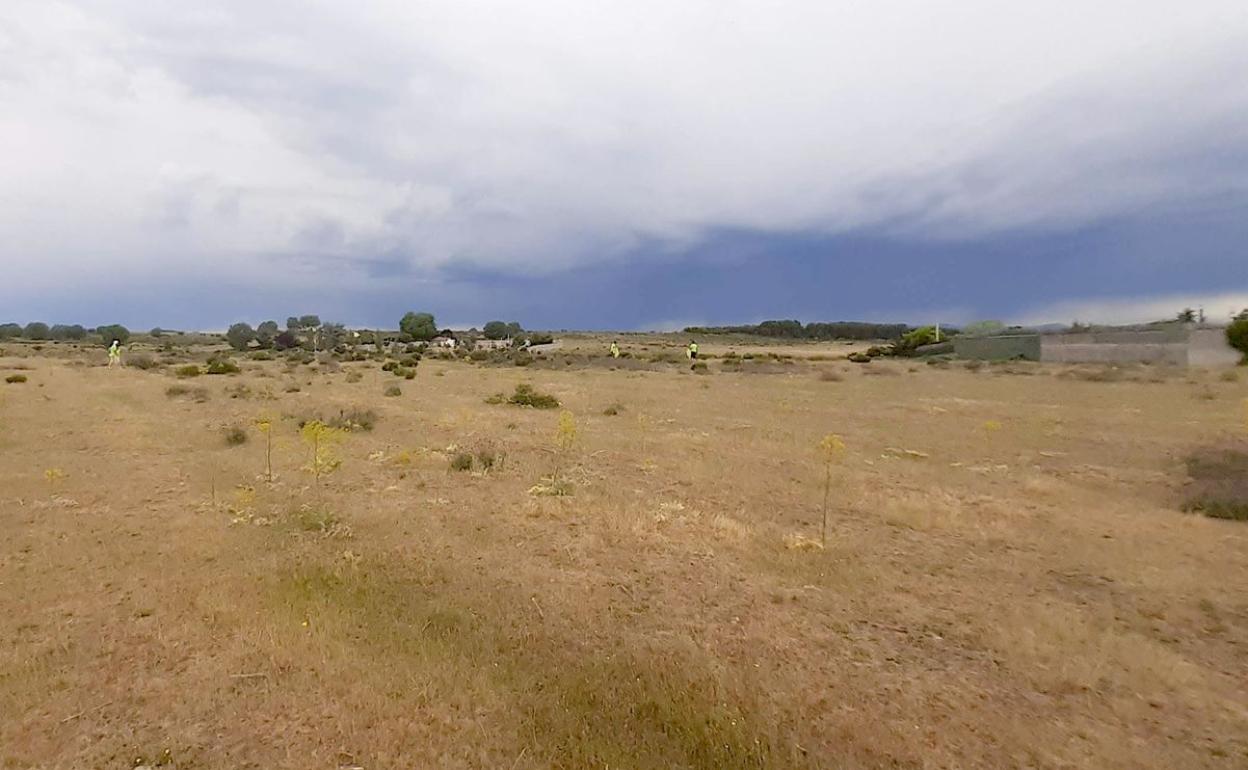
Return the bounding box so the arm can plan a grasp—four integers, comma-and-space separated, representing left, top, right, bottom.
956, 327, 1240, 367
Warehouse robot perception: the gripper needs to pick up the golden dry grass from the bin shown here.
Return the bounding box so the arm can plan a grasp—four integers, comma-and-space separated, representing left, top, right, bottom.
1, 340, 1247, 768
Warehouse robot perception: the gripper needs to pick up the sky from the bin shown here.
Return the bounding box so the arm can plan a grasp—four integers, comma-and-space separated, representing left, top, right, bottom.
1, 1, 1246, 331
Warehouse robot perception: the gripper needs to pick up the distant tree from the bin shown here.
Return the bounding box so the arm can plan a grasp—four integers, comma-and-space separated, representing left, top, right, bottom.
226, 322, 256, 351
961, 320, 1006, 337
0, 323, 22, 339
150, 327, 165, 338
97, 324, 130, 345
1177, 308, 1197, 323
255, 320, 279, 349
320, 322, 345, 349
399, 311, 437, 341
286, 317, 300, 330
23, 322, 50, 340
274, 330, 300, 351
505, 321, 523, 338
483, 321, 509, 340
298, 315, 321, 330
49, 324, 85, 341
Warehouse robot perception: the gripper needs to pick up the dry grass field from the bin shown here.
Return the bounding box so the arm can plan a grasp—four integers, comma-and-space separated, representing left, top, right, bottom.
2, 338, 1247, 769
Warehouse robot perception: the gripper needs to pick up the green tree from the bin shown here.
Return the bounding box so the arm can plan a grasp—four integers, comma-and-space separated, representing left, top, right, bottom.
50, 324, 86, 340
298, 315, 321, 330
97, 324, 130, 344
226, 322, 256, 351
961, 320, 1006, 337
1177, 308, 1197, 323
255, 320, 279, 348
505, 321, 523, 337
286, 316, 300, 330
23, 322, 50, 340
400, 311, 437, 341
1227, 314, 1248, 363
483, 320, 508, 339
0, 323, 22, 339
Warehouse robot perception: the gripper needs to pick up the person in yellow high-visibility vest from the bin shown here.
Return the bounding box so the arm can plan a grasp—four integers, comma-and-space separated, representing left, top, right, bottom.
687, 340, 698, 360
107, 340, 121, 368
610, 340, 620, 359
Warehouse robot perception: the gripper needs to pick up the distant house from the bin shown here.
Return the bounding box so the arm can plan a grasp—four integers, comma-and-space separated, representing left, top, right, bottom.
430, 335, 457, 348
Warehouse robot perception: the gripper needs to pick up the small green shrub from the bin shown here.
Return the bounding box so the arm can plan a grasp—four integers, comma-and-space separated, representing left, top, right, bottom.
1226, 317, 1248, 362
450, 452, 474, 472
603, 404, 623, 416
284, 382, 301, 393
485, 393, 506, 405
249, 350, 274, 361
508, 383, 560, 409
174, 365, 202, 378
223, 425, 248, 446
384, 384, 402, 397
205, 358, 241, 375
5, 374, 27, 384
847, 352, 871, 364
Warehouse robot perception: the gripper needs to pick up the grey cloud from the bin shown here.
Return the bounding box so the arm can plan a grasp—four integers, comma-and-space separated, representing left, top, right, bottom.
2, 0, 1247, 298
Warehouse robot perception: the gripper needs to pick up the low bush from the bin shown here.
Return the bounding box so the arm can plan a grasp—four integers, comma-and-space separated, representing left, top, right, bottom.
325, 408, 377, 432
508, 383, 560, 409
174, 365, 202, 378
345, 370, 363, 383
165, 385, 208, 402
847, 352, 871, 364
223, 425, 248, 446
127, 353, 159, 370
226, 383, 252, 399
450, 452, 474, 472
249, 350, 274, 361
818, 369, 843, 382
603, 404, 623, 416
691, 361, 709, 373
5, 374, 27, 384
292, 506, 339, 533
383, 384, 402, 397
1182, 444, 1248, 521
475, 448, 498, 470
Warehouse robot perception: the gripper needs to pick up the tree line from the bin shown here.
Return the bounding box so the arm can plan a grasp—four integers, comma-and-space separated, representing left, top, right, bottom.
0, 322, 132, 344
683, 319, 911, 340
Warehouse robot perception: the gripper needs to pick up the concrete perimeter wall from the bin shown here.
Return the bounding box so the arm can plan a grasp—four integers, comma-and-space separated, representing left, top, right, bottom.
955, 327, 1240, 366
953, 335, 1041, 361
1040, 329, 1187, 365
1188, 328, 1242, 367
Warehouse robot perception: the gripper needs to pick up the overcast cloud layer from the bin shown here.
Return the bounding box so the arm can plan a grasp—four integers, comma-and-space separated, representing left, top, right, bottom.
2, 1, 1246, 328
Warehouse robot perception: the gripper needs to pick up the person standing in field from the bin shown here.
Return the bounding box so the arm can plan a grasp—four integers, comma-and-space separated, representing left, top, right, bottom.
687, 340, 698, 360
107, 339, 122, 368
610, 340, 620, 359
